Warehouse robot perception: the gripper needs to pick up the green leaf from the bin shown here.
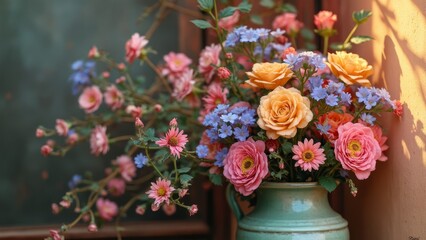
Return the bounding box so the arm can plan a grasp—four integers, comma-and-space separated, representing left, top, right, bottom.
180, 174, 193, 187
300, 28, 315, 41
209, 174, 223, 186
280, 3, 297, 13
237, 0, 252, 13
260, 0, 275, 8
352, 10, 372, 24
330, 42, 352, 51
178, 167, 191, 173
281, 141, 293, 155
350, 35, 373, 44
319, 176, 338, 192
191, 19, 213, 29
250, 14, 263, 25
197, 0, 213, 11
154, 149, 170, 163
144, 128, 159, 142
219, 6, 236, 19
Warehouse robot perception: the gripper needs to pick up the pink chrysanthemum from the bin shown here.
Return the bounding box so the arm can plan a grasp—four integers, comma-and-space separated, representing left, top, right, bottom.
156, 127, 188, 158
146, 178, 175, 207
200, 82, 229, 119
292, 139, 326, 172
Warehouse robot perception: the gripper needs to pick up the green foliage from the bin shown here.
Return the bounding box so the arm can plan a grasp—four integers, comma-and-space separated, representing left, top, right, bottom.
191, 19, 213, 29
281, 141, 293, 155
219, 6, 236, 19
350, 35, 373, 44
209, 173, 223, 185
279, 3, 297, 13
250, 14, 263, 25
197, 0, 213, 11
180, 174, 193, 188
352, 10, 372, 24
319, 176, 338, 192
143, 128, 159, 142
237, 0, 252, 13
260, 0, 275, 8
177, 167, 191, 173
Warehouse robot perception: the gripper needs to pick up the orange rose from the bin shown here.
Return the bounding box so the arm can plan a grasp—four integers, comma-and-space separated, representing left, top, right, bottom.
246, 62, 293, 90
257, 87, 313, 139
326, 51, 373, 87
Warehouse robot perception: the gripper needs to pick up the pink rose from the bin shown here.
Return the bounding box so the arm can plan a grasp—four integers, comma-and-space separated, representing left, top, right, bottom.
125, 33, 148, 63
334, 122, 381, 180
107, 178, 126, 196
90, 125, 109, 156
172, 69, 195, 101
104, 85, 124, 110
198, 44, 221, 82
114, 155, 136, 182
314, 11, 337, 30
55, 119, 69, 136
223, 138, 268, 196
78, 86, 103, 113
272, 13, 303, 34
96, 198, 118, 221
218, 10, 240, 31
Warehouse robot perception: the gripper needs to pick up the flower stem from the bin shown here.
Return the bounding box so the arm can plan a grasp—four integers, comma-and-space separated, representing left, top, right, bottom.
343, 24, 359, 48
322, 36, 329, 56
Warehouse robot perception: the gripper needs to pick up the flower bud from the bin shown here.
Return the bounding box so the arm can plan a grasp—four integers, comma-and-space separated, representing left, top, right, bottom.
265, 139, 279, 153
117, 63, 126, 71
36, 128, 45, 138
88, 46, 100, 59
279, 161, 285, 170
393, 100, 403, 117
115, 76, 126, 84
87, 223, 98, 232
41, 145, 53, 157
51, 203, 60, 215
169, 118, 178, 128
154, 104, 163, 112
162, 203, 176, 216
102, 71, 110, 78
178, 189, 188, 198
151, 203, 160, 212
136, 205, 146, 215
217, 67, 231, 80
59, 199, 71, 208
188, 204, 198, 216
135, 117, 144, 128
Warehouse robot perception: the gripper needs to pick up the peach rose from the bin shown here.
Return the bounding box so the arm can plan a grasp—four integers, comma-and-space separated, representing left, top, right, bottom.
257, 87, 313, 139
246, 62, 293, 90
326, 51, 373, 87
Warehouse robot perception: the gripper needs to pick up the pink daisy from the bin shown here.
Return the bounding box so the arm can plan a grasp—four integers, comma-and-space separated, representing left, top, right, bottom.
146, 178, 175, 207
292, 139, 326, 172
200, 82, 229, 119
155, 127, 188, 158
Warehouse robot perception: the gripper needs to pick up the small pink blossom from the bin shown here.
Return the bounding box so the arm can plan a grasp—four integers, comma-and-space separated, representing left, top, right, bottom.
198, 44, 221, 82
162, 203, 176, 216
114, 155, 136, 182
87, 223, 98, 232
88, 46, 100, 58
136, 205, 146, 215
225, 53, 233, 59
67, 132, 79, 145
135, 117, 144, 127
117, 63, 126, 71
102, 71, 110, 78
107, 178, 126, 196
146, 178, 175, 206
334, 122, 381, 180
281, 47, 297, 60
393, 100, 403, 117
41, 144, 53, 156
218, 10, 240, 31
151, 203, 160, 212
49, 230, 63, 240
178, 188, 188, 198
272, 13, 303, 34
125, 33, 149, 63
188, 204, 198, 216
162, 52, 192, 83
90, 125, 109, 156
154, 104, 163, 112
265, 139, 279, 153
169, 118, 178, 128
314, 11, 337, 30
126, 105, 142, 118
55, 119, 69, 136
172, 69, 195, 101
370, 125, 389, 162
201, 82, 229, 117
217, 67, 231, 79
96, 198, 118, 221
51, 203, 60, 214
156, 127, 188, 158
279, 161, 285, 169
104, 85, 124, 110
115, 76, 126, 84
36, 128, 45, 138
59, 199, 71, 208
292, 139, 326, 172
78, 86, 103, 114
46, 139, 55, 147
223, 138, 269, 196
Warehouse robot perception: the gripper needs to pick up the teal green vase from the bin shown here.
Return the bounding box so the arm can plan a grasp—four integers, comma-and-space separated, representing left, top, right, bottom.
226, 182, 349, 240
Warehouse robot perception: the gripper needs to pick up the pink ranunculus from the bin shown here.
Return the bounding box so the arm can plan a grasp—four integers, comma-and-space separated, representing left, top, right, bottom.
218, 10, 240, 31
198, 44, 221, 83
370, 125, 389, 161
272, 13, 303, 34
104, 85, 124, 110
114, 155, 136, 182
55, 119, 69, 136
162, 52, 192, 83
334, 122, 381, 180
125, 33, 148, 63
78, 86, 103, 113
96, 198, 118, 221
223, 138, 268, 196
90, 125, 109, 156
107, 178, 126, 196
314, 11, 337, 30
172, 69, 195, 101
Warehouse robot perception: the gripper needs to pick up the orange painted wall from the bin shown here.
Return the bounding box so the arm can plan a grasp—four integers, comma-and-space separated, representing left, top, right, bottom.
335, 0, 426, 239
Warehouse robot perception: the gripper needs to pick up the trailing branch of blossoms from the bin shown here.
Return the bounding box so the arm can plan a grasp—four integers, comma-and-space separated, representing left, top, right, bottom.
38, 1, 403, 240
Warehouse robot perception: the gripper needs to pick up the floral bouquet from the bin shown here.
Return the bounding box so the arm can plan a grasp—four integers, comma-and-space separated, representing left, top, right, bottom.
37, 1, 402, 239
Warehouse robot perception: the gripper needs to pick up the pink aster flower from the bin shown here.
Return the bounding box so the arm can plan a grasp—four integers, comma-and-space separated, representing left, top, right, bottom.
272, 13, 303, 34
55, 119, 69, 136
223, 138, 269, 196
370, 125, 389, 162
107, 178, 126, 196
90, 125, 109, 156
125, 33, 148, 63
78, 86, 103, 113
114, 155, 136, 182
292, 139, 326, 172
171, 69, 195, 101
104, 85, 124, 110
201, 82, 229, 116
314, 11, 337, 30
96, 198, 118, 221
146, 178, 175, 206
155, 127, 188, 158
162, 52, 192, 83
334, 122, 381, 180
198, 44, 221, 82
218, 10, 240, 31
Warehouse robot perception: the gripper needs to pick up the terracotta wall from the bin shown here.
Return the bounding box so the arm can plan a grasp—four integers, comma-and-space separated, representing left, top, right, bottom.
336, 0, 426, 239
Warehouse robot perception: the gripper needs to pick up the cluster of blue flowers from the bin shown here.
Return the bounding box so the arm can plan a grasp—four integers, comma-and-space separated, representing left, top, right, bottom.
134, 153, 149, 169
308, 76, 352, 107
356, 87, 394, 110
225, 26, 271, 47
68, 174, 82, 189
69, 60, 96, 95
283, 51, 327, 71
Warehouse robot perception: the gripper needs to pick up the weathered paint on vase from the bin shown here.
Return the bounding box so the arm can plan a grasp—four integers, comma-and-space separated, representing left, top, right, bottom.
227, 182, 349, 240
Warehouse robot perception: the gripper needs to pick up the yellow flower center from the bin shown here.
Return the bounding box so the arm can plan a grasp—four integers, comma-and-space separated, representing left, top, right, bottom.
241, 157, 255, 174
302, 150, 315, 162
348, 140, 362, 157
157, 187, 166, 196
168, 136, 178, 146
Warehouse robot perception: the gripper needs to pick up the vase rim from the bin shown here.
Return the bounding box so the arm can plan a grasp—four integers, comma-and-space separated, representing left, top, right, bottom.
260, 181, 319, 189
